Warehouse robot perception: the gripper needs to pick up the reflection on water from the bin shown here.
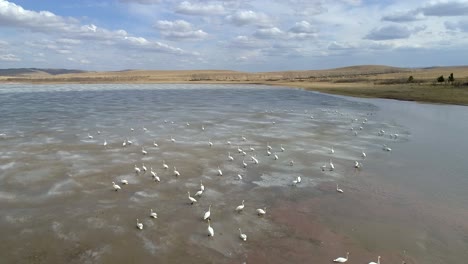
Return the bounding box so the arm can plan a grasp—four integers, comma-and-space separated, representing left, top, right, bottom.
0, 84, 466, 263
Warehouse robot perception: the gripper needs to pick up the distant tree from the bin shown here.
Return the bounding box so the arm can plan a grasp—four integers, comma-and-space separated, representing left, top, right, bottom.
407, 75, 414, 83
448, 73, 454, 83
437, 75, 445, 83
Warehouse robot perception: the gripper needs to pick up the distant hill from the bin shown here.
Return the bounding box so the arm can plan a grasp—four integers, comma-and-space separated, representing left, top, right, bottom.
0, 68, 85, 76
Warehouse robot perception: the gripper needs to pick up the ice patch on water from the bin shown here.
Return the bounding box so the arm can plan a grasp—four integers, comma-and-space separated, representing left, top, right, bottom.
47, 179, 81, 196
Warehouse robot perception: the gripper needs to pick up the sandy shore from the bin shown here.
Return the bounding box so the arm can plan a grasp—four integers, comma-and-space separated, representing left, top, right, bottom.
1, 65, 467, 105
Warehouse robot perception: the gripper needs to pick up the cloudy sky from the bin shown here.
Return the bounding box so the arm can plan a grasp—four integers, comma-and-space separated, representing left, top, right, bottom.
0, 0, 467, 71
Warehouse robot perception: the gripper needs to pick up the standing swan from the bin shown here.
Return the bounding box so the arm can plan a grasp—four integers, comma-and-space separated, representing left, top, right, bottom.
217, 166, 223, 176
239, 228, 247, 241
333, 252, 349, 262
207, 219, 214, 237
203, 205, 211, 221
228, 152, 234, 161
150, 209, 158, 218
188, 191, 197, 205
162, 160, 169, 170
112, 182, 121, 191
200, 180, 205, 191
369, 256, 381, 264
174, 166, 180, 177
136, 219, 143, 230
236, 200, 245, 212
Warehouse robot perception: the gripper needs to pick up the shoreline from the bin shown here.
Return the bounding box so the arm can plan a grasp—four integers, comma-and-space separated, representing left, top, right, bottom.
1, 65, 467, 105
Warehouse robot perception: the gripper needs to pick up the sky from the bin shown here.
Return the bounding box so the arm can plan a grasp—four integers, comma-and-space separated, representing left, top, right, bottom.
0, 0, 467, 71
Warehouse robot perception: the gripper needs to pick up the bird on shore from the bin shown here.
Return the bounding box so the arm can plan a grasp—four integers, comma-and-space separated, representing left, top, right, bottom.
150, 209, 158, 218
266, 142, 272, 151
383, 144, 392, 152
162, 160, 169, 170
236, 200, 245, 212
153, 140, 158, 147
361, 151, 367, 159
289, 160, 294, 166
150, 168, 160, 182
112, 181, 121, 191
208, 139, 213, 147
242, 159, 247, 168
274, 154, 279, 160
239, 228, 247, 241
330, 147, 335, 154
195, 189, 203, 197
141, 163, 147, 173
280, 144, 285, 152
228, 152, 234, 161
354, 161, 361, 168
237, 174, 243, 180
141, 147, 147, 155
217, 166, 223, 176
103, 139, 107, 148
136, 219, 143, 230
87, 133, 93, 139
120, 179, 129, 185
333, 252, 349, 263
188, 191, 197, 205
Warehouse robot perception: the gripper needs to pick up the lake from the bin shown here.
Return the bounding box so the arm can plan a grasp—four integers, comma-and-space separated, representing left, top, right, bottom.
0, 84, 466, 263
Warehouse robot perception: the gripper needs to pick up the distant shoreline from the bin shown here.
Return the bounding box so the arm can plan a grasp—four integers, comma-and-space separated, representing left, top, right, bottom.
1, 65, 467, 105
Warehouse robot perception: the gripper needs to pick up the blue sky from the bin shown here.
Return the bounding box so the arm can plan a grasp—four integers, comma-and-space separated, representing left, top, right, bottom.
0, 0, 467, 71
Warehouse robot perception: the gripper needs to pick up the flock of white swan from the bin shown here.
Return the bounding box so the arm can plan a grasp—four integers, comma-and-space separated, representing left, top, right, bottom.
85, 112, 399, 264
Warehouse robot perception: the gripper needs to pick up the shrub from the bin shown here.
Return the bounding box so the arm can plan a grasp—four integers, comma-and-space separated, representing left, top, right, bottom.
437, 75, 445, 83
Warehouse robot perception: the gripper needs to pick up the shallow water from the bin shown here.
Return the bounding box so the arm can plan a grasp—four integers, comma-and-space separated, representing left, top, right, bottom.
0, 84, 466, 263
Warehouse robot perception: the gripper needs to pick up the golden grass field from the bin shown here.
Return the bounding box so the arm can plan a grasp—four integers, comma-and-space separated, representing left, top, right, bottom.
1, 65, 468, 105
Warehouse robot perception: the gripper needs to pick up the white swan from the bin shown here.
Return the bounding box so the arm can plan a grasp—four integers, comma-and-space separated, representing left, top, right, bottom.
136, 218, 143, 230
237, 174, 243, 180
280, 144, 285, 152
239, 228, 247, 241
195, 189, 203, 197
321, 164, 327, 171
256, 207, 266, 216
170, 136, 176, 143
217, 166, 223, 176
297, 176, 301, 183
252, 156, 259, 164
103, 139, 107, 148
333, 252, 349, 262
141, 163, 147, 172
249, 145, 255, 152
174, 166, 180, 177
361, 151, 367, 159
207, 219, 214, 237
120, 179, 129, 185
134, 164, 141, 174
290, 160, 294, 166
162, 160, 169, 170
127, 138, 133, 145
200, 180, 205, 191
208, 139, 213, 147
369, 256, 381, 264
235, 200, 245, 212
242, 136, 247, 141
150, 209, 158, 219
383, 144, 392, 152
228, 152, 234, 161
112, 181, 121, 191
203, 205, 211, 221
202, 125, 205, 131
266, 150, 272, 156
274, 154, 279, 160
142, 147, 147, 155
150, 168, 160, 182
87, 133, 93, 139
188, 191, 197, 205
242, 159, 247, 168
153, 140, 158, 147
122, 139, 127, 147
267, 142, 272, 151
237, 146, 243, 153
336, 184, 343, 193
227, 140, 232, 145
329, 159, 335, 171
354, 161, 360, 168
330, 147, 335, 154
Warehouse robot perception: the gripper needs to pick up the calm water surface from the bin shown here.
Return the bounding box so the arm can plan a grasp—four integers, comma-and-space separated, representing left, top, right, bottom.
0, 84, 466, 263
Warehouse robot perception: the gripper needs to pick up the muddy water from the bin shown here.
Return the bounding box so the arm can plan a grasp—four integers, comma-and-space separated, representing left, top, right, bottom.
0, 84, 466, 263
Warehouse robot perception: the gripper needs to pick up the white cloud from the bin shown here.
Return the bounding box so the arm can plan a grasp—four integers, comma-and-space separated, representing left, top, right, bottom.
254, 27, 284, 39
419, 1, 468, 17
328, 41, 357, 50
176, 1, 225, 16
0, 53, 20, 61
382, 10, 424, 22
119, 0, 161, 4
226, 10, 272, 27
289, 21, 316, 33
445, 20, 468, 32
227, 35, 264, 49
365, 25, 413, 40
154, 20, 208, 40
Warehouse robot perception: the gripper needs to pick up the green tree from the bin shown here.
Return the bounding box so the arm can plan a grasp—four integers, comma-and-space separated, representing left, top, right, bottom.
407, 75, 414, 83
437, 75, 445, 83
448, 73, 454, 83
